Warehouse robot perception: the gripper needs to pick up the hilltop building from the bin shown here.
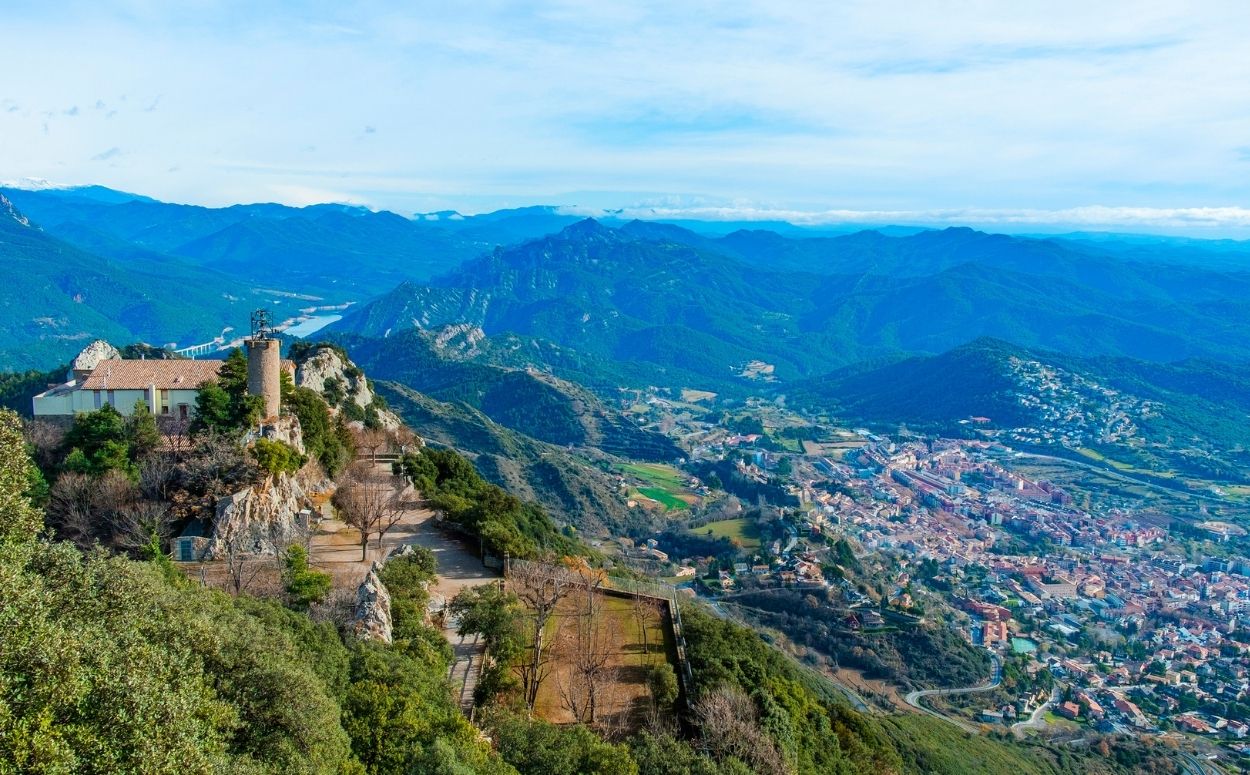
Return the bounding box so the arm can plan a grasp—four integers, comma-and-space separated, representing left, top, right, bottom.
33, 314, 290, 420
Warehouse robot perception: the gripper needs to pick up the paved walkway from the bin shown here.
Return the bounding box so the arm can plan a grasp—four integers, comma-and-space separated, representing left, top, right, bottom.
308, 461, 500, 716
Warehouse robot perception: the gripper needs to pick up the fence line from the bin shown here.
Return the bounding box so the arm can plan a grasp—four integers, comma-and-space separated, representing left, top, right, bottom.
506, 559, 696, 708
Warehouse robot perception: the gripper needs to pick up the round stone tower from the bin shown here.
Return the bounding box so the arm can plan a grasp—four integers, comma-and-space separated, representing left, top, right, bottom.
246, 310, 282, 420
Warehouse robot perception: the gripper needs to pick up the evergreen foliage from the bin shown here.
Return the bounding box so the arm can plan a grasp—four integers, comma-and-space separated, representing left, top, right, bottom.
251, 438, 306, 476
283, 384, 354, 476
396, 448, 576, 558
192, 349, 264, 434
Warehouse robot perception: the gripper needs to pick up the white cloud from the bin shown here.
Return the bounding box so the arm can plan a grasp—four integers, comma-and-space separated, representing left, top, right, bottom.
0, 1, 1248, 234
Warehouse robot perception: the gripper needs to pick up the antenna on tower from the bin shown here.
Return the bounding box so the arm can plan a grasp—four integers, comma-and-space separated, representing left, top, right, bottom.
250, 309, 272, 340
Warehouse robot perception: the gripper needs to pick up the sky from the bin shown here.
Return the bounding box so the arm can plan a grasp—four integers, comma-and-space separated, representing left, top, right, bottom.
2, 1, 1250, 235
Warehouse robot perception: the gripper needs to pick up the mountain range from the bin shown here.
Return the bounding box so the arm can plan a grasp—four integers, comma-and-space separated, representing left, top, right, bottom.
331, 217, 1250, 391
795, 337, 1250, 481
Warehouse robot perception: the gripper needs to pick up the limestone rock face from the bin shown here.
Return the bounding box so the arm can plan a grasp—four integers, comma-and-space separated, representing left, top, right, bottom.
350, 562, 393, 643
250, 414, 306, 455
294, 345, 403, 431
71, 340, 122, 377
206, 472, 316, 558
431, 323, 486, 357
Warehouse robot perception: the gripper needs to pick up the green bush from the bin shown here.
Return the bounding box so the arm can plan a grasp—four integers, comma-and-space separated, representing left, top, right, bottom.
251, 438, 305, 476
283, 544, 332, 609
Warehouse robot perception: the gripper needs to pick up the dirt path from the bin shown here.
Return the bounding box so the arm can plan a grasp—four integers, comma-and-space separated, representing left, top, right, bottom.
308, 462, 501, 598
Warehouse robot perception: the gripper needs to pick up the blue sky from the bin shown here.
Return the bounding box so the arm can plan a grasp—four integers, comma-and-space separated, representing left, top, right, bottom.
2, 1, 1250, 235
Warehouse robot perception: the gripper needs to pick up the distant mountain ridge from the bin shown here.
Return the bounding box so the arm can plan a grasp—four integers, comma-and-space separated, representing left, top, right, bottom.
331, 218, 1250, 391
6, 183, 1250, 379
795, 338, 1250, 480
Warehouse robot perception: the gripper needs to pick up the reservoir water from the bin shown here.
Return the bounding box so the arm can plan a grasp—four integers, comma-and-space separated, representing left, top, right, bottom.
284, 314, 342, 338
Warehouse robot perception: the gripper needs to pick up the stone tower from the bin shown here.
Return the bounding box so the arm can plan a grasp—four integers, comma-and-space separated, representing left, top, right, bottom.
246, 310, 281, 420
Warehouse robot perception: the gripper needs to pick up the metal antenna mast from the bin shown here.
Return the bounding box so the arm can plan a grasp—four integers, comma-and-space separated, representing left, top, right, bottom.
250, 309, 272, 340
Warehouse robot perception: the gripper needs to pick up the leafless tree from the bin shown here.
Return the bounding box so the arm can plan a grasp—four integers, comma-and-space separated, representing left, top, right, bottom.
558, 585, 621, 725
308, 587, 359, 628
392, 426, 418, 454
182, 430, 261, 498
112, 499, 174, 555
508, 560, 584, 710
46, 470, 138, 549
157, 415, 193, 459
221, 534, 273, 596
46, 472, 98, 547
631, 595, 662, 659
352, 427, 390, 464
138, 453, 180, 502
333, 462, 405, 561
694, 685, 789, 774
23, 420, 65, 471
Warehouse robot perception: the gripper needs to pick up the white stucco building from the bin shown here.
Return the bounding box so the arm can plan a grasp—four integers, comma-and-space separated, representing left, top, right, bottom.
33, 357, 224, 419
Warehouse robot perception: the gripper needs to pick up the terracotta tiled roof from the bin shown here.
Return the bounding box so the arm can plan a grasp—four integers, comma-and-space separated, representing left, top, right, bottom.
78, 359, 223, 390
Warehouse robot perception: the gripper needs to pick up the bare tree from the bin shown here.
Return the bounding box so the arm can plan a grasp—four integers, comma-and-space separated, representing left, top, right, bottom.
112, 499, 174, 555
23, 420, 65, 471
694, 685, 788, 774
333, 462, 405, 561
46, 470, 138, 549
508, 560, 583, 710
157, 415, 193, 459
352, 427, 390, 464
138, 453, 180, 503
221, 533, 273, 596
631, 595, 662, 659
558, 585, 621, 725
46, 472, 98, 547
182, 430, 261, 498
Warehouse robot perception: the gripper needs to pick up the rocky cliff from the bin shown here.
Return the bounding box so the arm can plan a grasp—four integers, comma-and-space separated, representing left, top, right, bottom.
350, 561, 393, 643
206, 467, 330, 558
293, 344, 404, 431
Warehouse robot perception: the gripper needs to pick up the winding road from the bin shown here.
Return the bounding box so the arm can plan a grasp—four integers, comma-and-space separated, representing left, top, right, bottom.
1010, 686, 1060, 733
903, 651, 1003, 732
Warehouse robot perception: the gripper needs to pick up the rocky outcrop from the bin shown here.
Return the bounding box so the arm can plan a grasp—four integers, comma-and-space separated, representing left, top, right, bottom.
205, 471, 322, 558
430, 323, 487, 358
70, 340, 122, 378
294, 344, 403, 431
350, 561, 393, 643
247, 414, 306, 455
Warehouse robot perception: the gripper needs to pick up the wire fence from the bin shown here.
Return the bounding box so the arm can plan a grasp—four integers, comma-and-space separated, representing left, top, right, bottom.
506, 559, 696, 707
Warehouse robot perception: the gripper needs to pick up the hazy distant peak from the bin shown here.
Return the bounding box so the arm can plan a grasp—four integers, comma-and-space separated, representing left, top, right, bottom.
555, 217, 617, 241
413, 210, 466, 221
0, 194, 30, 227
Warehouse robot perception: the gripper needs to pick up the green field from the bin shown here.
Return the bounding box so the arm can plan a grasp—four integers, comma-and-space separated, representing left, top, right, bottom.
694, 517, 761, 548
638, 486, 689, 510
620, 462, 699, 512
621, 462, 687, 488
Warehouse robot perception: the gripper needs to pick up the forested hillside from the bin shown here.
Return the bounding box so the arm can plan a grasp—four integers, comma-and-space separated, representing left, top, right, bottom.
332, 329, 680, 460
0, 407, 1176, 774
333, 219, 1250, 392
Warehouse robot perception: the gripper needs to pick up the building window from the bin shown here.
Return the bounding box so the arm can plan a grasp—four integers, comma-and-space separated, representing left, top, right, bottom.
178, 404, 189, 420
159, 389, 170, 414
106, 389, 115, 406
93, 390, 102, 409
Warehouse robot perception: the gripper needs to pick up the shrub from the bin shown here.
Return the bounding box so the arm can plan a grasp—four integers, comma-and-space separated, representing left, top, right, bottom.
251, 438, 305, 476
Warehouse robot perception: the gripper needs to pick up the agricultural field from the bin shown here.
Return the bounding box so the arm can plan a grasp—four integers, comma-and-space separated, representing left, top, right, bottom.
532, 591, 678, 731
680, 388, 717, 403
619, 462, 701, 512
691, 517, 761, 549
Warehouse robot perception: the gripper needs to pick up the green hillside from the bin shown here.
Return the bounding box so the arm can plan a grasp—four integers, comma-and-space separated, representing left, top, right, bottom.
332, 219, 1250, 392
333, 329, 681, 461
377, 381, 639, 535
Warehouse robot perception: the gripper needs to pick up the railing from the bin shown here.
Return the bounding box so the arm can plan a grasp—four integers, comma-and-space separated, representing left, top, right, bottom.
507, 559, 696, 708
